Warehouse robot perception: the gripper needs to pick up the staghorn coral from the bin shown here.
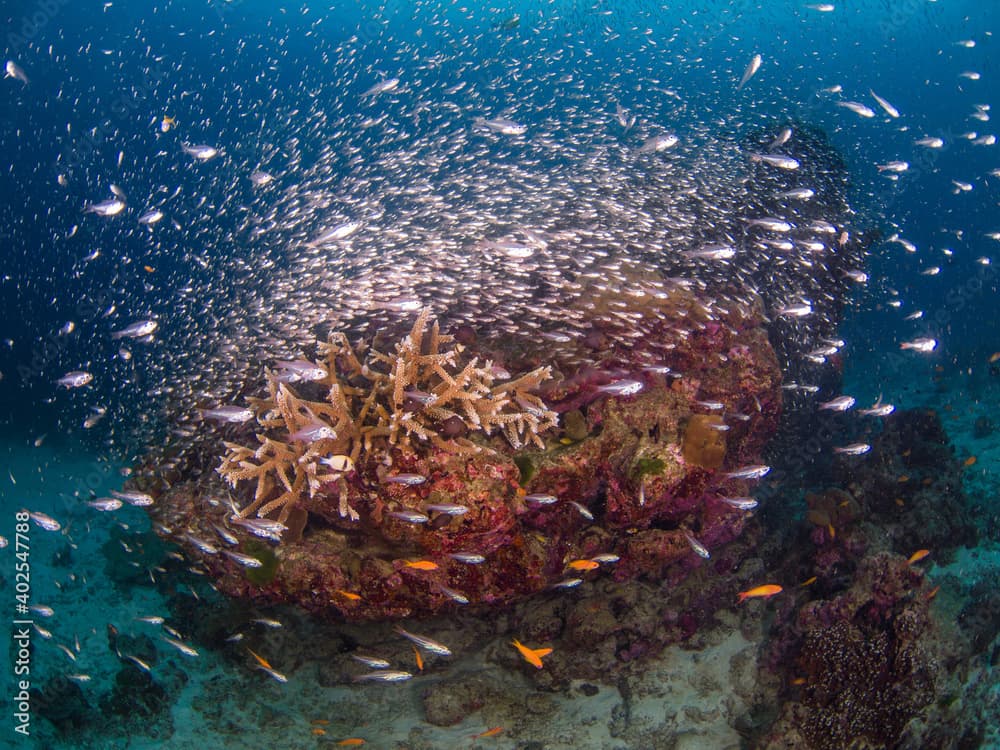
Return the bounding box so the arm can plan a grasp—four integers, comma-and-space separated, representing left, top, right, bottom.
217, 309, 558, 525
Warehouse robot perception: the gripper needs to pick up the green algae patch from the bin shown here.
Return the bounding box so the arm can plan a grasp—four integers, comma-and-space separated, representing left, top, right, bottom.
630, 456, 666, 482
243, 540, 279, 586
513, 454, 537, 484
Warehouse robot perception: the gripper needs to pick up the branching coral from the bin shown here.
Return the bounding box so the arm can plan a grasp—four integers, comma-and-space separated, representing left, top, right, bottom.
217, 310, 558, 526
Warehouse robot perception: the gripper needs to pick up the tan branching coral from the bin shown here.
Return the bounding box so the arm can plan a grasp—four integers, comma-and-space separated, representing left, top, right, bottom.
217, 310, 557, 526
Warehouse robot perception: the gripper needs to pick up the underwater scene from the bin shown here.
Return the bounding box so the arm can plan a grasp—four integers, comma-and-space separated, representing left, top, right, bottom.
2, 0, 1000, 747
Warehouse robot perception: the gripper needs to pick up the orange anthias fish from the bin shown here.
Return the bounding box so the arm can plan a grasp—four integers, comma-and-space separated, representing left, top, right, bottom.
334, 589, 362, 601
566, 559, 599, 571
336, 740, 366, 747
471, 726, 504, 739
246, 647, 272, 670
404, 560, 439, 571
412, 645, 424, 671
907, 549, 931, 565
512, 639, 552, 669
737, 584, 783, 603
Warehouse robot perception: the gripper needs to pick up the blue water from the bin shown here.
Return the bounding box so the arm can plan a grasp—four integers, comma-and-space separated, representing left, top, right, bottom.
2, 1, 999, 748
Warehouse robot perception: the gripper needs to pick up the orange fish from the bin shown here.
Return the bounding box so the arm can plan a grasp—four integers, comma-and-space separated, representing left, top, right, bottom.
471, 727, 504, 739
925, 585, 940, 601
907, 549, 931, 565
246, 647, 272, 671
790, 677, 806, 686
312, 728, 327, 735
334, 589, 362, 601
737, 584, 783, 603
336, 740, 366, 747
512, 639, 552, 669
963, 456, 977, 467
827, 523, 836, 540
799, 576, 817, 587
404, 560, 439, 571
990, 352, 1000, 363
143, 265, 155, 273
311, 719, 330, 726
898, 475, 910, 483
412, 645, 424, 672
567, 559, 599, 571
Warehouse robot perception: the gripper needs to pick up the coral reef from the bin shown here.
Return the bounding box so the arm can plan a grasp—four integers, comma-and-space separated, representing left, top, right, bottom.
217, 308, 557, 524
144, 290, 782, 620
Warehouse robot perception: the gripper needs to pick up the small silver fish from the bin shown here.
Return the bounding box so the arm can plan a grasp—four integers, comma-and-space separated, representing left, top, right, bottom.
394, 627, 452, 656
723, 465, 771, 480
387, 510, 430, 524
56, 371, 93, 388
737, 53, 762, 90
385, 473, 427, 486
448, 552, 486, 564
161, 636, 199, 657
351, 654, 391, 669
353, 670, 413, 682
683, 531, 710, 559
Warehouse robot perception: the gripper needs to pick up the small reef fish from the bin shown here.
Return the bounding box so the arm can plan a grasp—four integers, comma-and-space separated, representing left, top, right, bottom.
437, 584, 469, 604
110, 489, 155, 506
907, 549, 931, 565
288, 423, 337, 442
353, 670, 413, 683
637, 134, 679, 153
56, 371, 93, 388
523, 493, 559, 505
403, 560, 439, 571
723, 465, 771, 480
200, 406, 255, 423
87, 497, 123, 512
336, 740, 367, 746
900, 337, 937, 353
160, 636, 199, 657
868, 90, 900, 118
363, 77, 400, 96
351, 655, 391, 669
818, 395, 856, 411
388, 510, 430, 524
749, 153, 800, 170
385, 473, 427, 486
395, 627, 452, 656
448, 552, 486, 564
476, 117, 527, 135
836, 100, 876, 118
111, 320, 158, 339
833, 443, 871, 455
512, 639, 552, 669
566, 559, 599, 571
568, 501, 594, 520
257, 665, 288, 683
5, 60, 29, 84
737, 53, 762, 90
27, 511, 61, 532
737, 584, 783, 603
858, 401, 895, 417
85, 198, 126, 216
182, 143, 219, 161
224, 550, 263, 568
425, 503, 468, 516
590, 553, 620, 564
720, 497, 758, 510
683, 531, 710, 559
